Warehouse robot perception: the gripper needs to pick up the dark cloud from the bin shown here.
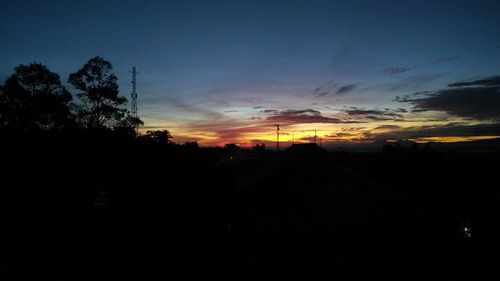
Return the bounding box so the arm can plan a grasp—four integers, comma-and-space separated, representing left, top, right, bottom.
398, 75, 500, 120
335, 84, 357, 95
364, 115, 400, 121
311, 79, 337, 97
264, 109, 351, 124
364, 122, 500, 140
448, 76, 500, 87
261, 109, 278, 114
328, 132, 357, 137
411, 109, 428, 113
384, 67, 411, 74
346, 108, 385, 116
253, 106, 263, 109
373, 125, 402, 130
344, 107, 404, 120
224, 110, 238, 113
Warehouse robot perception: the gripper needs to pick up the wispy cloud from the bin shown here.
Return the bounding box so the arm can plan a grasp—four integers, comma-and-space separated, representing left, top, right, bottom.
429, 56, 461, 65
384, 67, 411, 74
343, 106, 404, 121
263, 109, 354, 124
335, 84, 357, 95
388, 74, 444, 91
383, 56, 461, 75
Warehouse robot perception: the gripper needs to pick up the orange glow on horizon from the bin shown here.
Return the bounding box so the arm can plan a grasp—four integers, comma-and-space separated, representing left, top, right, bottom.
408, 136, 500, 143
138, 122, 500, 147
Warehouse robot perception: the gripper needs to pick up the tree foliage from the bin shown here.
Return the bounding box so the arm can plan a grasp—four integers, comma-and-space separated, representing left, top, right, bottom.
143, 130, 173, 144
68, 56, 127, 129
0, 62, 73, 131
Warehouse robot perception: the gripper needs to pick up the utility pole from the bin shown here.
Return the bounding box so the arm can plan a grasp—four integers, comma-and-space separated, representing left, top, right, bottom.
314, 129, 317, 144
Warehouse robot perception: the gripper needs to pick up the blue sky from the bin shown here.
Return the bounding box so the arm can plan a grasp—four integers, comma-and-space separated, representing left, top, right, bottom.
2, 0, 500, 145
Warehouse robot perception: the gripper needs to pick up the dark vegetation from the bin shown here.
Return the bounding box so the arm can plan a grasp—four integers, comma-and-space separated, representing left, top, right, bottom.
2, 59, 500, 280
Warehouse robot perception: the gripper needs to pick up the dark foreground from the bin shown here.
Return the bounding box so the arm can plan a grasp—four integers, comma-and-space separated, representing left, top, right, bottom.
2, 135, 500, 280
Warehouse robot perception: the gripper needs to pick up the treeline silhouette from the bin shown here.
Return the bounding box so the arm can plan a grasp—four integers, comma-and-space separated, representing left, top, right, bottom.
2, 58, 500, 280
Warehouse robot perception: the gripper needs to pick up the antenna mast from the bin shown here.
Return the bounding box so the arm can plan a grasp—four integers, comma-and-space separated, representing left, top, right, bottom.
131, 66, 138, 122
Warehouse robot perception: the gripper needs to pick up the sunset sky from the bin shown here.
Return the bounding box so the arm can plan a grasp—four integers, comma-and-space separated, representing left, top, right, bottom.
2, 0, 500, 147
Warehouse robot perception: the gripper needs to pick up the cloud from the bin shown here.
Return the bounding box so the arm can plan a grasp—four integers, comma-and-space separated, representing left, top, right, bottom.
373, 125, 402, 130
253, 106, 264, 109
429, 56, 461, 65
383, 56, 460, 76
345, 108, 386, 116
314, 86, 323, 92
261, 109, 278, 114
214, 126, 270, 139
364, 122, 500, 140
384, 67, 411, 74
397, 75, 500, 120
311, 79, 336, 97
448, 76, 500, 87
343, 107, 404, 121
388, 74, 444, 91
264, 109, 351, 124
335, 84, 357, 95
144, 96, 226, 121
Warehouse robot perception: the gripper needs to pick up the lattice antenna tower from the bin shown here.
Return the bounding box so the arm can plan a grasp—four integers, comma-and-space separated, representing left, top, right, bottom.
131, 66, 138, 120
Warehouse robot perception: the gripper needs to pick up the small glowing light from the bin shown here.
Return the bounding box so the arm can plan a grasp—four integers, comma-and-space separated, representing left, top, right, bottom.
463, 226, 471, 239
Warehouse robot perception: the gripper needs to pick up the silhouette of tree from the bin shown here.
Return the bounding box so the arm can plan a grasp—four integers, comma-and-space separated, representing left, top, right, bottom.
0, 62, 73, 131
113, 113, 144, 137
224, 143, 239, 150
68, 56, 127, 129
0, 76, 33, 130
116, 113, 144, 130
184, 141, 199, 149
144, 129, 173, 144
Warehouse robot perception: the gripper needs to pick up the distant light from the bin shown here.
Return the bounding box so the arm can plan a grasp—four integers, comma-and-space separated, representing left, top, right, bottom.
464, 226, 471, 239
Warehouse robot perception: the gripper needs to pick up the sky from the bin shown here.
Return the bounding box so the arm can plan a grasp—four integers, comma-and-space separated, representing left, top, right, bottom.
1, 0, 500, 147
